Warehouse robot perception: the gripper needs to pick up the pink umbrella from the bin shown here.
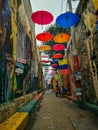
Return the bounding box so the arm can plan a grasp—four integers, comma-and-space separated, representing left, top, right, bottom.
52, 44, 66, 51
36, 32, 52, 42
31, 10, 53, 25
52, 63, 58, 67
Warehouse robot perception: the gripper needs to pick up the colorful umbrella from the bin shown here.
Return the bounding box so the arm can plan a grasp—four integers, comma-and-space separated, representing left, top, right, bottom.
52, 44, 65, 51
56, 11, 79, 28
40, 60, 51, 63
53, 59, 59, 64
52, 63, 58, 67
36, 32, 53, 42
31, 10, 53, 25
50, 68, 56, 70
42, 64, 51, 66
41, 55, 49, 58
53, 33, 70, 43
43, 70, 49, 72
49, 71, 56, 75
52, 54, 63, 59
39, 45, 51, 51
52, 64, 58, 69
52, 66, 58, 69
43, 68, 49, 70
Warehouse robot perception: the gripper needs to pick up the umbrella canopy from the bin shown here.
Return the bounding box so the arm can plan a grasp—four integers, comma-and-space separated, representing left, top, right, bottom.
52, 66, 58, 69
39, 45, 51, 51
40, 60, 51, 63
52, 54, 63, 59
36, 32, 53, 42
31, 10, 53, 25
52, 44, 65, 51
50, 68, 56, 70
41, 55, 49, 58
52, 63, 58, 67
53, 59, 59, 64
42, 64, 51, 66
56, 11, 79, 28
43, 70, 49, 72
53, 33, 70, 43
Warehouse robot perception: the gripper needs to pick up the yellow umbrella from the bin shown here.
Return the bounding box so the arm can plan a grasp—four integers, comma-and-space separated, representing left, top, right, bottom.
53, 33, 70, 43
39, 45, 51, 51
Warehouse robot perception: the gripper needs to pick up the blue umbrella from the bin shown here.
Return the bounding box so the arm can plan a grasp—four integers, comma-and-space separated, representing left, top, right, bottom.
56, 11, 79, 28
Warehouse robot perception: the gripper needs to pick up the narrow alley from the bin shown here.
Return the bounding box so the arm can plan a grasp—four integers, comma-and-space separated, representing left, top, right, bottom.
26, 90, 98, 130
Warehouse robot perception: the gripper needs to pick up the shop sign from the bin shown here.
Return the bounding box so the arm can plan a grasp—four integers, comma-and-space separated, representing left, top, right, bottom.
17, 58, 26, 64
15, 68, 24, 74
15, 62, 25, 69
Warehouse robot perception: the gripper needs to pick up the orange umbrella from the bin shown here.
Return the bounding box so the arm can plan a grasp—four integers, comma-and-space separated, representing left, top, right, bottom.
39, 45, 51, 51
52, 54, 63, 59
36, 32, 52, 42
53, 33, 70, 43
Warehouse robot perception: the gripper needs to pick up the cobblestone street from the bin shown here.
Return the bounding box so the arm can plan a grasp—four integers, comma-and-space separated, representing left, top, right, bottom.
26, 90, 98, 130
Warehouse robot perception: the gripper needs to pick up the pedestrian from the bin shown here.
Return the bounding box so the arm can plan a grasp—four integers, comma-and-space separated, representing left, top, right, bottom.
74, 72, 82, 101
60, 86, 66, 97
55, 81, 60, 97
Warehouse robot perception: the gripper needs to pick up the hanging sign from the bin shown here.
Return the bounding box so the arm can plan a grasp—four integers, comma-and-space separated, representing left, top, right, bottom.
15, 62, 25, 69
15, 68, 24, 74
17, 58, 26, 64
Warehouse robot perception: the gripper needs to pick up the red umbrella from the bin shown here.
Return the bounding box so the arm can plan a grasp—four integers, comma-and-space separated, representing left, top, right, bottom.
53, 33, 70, 43
31, 10, 53, 25
52, 54, 63, 59
36, 32, 52, 42
40, 60, 51, 63
52, 44, 65, 51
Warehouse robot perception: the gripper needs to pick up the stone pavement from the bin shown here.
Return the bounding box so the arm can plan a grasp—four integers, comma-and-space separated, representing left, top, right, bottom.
26, 89, 98, 130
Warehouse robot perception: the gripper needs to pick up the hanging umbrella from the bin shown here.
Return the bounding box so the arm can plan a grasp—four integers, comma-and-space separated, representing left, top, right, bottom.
52, 44, 65, 51
41, 55, 49, 58
52, 66, 58, 69
53, 59, 59, 64
53, 33, 70, 43
43, 70, 49, 72
49, 71, 56, 75
56, 11, 79, 28
52, 63, 58, 67
44, 68, 49, 70
42, 64, 51, 66
40, 60, 51, 63
52, 54, 63, 59
36, 32, 53, 42
39, 45, 51, 51
50, 68, 56, 70
52, 64, 58, 69
31, 10, 53, 25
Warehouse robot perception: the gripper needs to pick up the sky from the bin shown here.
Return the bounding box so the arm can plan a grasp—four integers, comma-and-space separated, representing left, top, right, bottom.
30, 0, 79, 45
